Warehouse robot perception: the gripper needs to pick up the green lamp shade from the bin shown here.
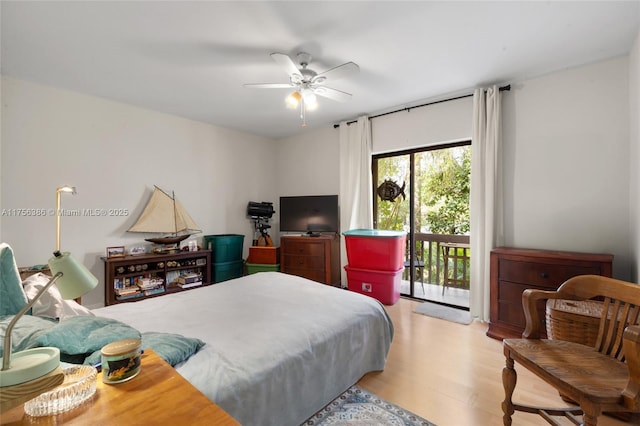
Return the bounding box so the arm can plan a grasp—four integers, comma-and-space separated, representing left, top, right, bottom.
47, 252, 98, 300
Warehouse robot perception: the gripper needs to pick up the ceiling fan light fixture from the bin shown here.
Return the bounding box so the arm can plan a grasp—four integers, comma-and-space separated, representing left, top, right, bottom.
302, 91, 318, 110
285, 91, 301, 109
246, 51, 358, 125
302, 90, 317, 102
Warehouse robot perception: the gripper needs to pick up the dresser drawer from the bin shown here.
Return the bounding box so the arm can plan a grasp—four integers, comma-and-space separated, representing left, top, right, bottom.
282, 241, 325, 257
498, 259, 601, 288
283, 255, 325, 270
497, 299, 546, 332
498, 280, 547, 302
497, 280, 547, 332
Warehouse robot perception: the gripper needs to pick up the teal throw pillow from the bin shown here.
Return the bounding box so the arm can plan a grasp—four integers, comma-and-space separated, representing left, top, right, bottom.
141, 332, 205, 366
0, 244, 28, 316
84, 331, 205, 367
0, 314, 57, 357
35, 316, 141, 355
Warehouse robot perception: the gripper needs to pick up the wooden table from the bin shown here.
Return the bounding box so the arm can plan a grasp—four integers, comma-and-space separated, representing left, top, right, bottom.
1, 350, 239, 425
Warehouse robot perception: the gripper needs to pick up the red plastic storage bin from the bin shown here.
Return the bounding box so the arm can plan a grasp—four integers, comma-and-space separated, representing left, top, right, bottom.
343, 229, 406, 271
344, 264, 402, 305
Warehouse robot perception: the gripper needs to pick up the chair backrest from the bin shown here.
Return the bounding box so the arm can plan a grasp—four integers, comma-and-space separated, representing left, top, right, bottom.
595, 297, 640, 360
556, 275, 640, 361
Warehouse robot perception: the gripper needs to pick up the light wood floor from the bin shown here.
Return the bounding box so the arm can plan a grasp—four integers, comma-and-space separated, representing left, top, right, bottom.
356, 297, 635, 426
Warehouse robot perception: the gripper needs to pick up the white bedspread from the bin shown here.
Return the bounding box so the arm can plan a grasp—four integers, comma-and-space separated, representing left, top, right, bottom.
92, 272, 394, 425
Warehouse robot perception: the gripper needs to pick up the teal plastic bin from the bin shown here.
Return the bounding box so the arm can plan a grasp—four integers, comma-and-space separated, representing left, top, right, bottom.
203, 234, 244, 263
342, 229, 406, 271
212, 260, 243, 283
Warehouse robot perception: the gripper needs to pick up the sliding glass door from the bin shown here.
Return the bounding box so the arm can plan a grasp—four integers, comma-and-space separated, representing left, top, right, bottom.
373, 141, 471, 307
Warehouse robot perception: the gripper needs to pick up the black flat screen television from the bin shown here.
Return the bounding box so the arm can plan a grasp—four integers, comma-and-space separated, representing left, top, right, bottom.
279, 195, 339, 234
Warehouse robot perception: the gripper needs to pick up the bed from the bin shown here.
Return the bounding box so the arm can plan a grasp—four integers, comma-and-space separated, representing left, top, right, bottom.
1, 244, 393, 426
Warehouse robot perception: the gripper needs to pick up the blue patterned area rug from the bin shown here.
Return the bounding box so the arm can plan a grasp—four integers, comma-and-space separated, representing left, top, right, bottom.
302, 386, 436, 426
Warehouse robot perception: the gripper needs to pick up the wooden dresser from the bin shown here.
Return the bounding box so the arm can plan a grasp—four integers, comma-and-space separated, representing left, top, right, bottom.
487, 247, 613, 340
280, 235, 341, 286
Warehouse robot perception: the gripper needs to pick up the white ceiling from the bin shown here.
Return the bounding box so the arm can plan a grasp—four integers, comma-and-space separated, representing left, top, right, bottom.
2, 1, 639, 140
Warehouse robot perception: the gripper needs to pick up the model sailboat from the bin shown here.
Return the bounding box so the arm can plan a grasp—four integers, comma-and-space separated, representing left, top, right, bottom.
128, 186, 201, 245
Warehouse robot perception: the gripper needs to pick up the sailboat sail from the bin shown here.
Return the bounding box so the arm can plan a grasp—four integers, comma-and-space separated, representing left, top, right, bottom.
128, 187, 200, 238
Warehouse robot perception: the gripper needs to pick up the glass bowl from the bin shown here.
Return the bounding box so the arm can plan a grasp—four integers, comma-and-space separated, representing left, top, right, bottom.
24, 365, 97, 416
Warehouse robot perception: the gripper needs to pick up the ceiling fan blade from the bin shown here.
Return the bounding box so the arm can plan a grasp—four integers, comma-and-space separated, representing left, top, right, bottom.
314, 62, 359, 83
270, 53, 301, 77
312, 86, 352, 102
243, 83, 295, 89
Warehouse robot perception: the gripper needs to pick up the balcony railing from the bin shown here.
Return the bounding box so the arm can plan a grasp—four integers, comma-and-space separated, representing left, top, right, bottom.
405, 233, 470, 291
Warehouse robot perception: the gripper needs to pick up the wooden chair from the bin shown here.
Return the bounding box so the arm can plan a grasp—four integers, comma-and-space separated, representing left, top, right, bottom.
404, 240, 425, 292
404, 257, 425, 292
502, 275, 640, 426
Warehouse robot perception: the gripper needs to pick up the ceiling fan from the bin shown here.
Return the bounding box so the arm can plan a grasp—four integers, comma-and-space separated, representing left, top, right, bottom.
244, 52, 359, 126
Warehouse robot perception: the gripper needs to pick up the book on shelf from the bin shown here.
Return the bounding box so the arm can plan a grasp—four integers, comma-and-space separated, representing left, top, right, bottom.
178, 273, 202, 284
116, 286, 141, 296
144, 287, 166, 296
137, 277, 164, 290
116, 291, 143, 300
177, 281, 202, 289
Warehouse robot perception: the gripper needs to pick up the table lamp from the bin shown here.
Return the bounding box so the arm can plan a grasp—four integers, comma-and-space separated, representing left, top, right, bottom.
0, 186, 99, 413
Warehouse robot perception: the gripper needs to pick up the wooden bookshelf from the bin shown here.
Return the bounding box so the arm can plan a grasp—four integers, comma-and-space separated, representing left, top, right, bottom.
102, 250, 211, 305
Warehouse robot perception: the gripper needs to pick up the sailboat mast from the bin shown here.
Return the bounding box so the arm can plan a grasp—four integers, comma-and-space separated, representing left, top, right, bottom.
172, 191, 178, 236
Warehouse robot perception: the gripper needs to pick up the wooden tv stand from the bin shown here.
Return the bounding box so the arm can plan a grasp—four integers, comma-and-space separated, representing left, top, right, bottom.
280, 234, 341, 286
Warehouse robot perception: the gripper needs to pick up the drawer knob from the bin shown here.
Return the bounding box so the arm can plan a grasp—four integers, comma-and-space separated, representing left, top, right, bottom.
540, 272, 549, 278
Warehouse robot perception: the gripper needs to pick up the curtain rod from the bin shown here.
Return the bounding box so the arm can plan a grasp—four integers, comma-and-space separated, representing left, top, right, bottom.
333, 84, 511, 128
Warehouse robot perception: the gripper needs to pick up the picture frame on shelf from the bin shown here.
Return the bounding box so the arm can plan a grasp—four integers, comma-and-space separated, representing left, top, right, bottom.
106, 246, 125, 258
129, 246, 146, 256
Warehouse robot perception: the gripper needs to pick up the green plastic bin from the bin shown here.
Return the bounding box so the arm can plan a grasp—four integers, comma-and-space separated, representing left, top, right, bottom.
203, 234, 244, 263
246, 263, 280, 275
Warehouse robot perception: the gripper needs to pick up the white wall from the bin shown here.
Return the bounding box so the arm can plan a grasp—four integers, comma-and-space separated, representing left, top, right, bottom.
371, 96, 473, 153
0, 78, 3, 243
630, 30, 640, 282
502, 56, 631, 279
274, 126, 341, 243
1, 77, 278, 307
